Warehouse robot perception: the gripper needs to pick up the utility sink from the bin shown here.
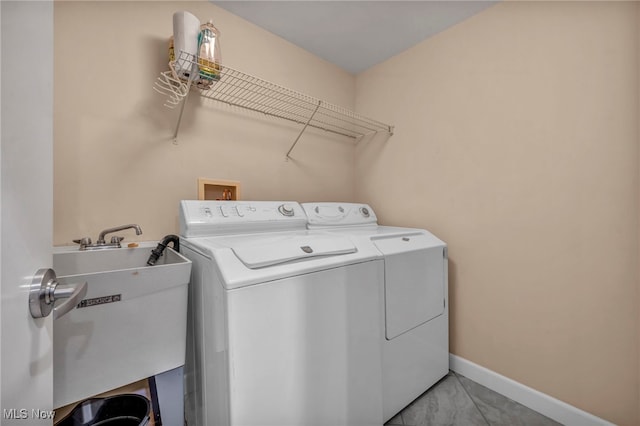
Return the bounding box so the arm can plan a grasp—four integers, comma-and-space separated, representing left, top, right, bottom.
52, 243, 192, 409
54, 244, 188, 276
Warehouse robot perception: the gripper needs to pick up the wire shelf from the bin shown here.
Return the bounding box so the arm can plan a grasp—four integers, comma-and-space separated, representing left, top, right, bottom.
155, 51, 394, 155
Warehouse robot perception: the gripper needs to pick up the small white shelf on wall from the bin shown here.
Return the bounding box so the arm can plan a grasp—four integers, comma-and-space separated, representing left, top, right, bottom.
154, 51, 394, 158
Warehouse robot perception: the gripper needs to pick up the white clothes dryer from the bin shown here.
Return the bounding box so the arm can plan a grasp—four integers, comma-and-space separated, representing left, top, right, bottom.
303, 202, 449, 422
179, 200, 384, 426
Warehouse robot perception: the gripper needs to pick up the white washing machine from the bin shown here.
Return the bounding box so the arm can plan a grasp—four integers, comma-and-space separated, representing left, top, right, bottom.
179, 200, 384, 426
303, 202, 449, 422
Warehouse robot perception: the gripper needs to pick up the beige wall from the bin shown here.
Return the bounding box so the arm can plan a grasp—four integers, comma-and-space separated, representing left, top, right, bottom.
355, 2, 639, 425
54, 1, 356, 245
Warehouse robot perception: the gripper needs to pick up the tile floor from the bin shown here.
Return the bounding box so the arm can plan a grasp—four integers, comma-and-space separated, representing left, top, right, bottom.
384, 371, 562, 426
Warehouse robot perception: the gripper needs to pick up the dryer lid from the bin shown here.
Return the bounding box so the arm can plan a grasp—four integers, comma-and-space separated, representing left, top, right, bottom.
231, 234, 357, 268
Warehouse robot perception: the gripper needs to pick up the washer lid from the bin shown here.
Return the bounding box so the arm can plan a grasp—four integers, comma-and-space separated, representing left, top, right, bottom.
231, 234, 357, 268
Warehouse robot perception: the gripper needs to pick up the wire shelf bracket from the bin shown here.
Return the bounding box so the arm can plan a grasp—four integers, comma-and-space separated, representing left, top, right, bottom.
286, 100, 321, 159
155, 51, 394, 155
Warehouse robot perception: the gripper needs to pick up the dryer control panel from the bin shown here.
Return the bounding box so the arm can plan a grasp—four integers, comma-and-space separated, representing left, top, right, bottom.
303, 203, 378, 228
180, 200, 307, 237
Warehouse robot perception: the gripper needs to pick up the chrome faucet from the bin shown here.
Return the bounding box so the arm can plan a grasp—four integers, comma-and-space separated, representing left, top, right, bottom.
97, 224, 143, 244
74, 224, 143, 250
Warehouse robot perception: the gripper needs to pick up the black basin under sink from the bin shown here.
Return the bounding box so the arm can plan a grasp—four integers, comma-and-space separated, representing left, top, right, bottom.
57, 394, 150, 426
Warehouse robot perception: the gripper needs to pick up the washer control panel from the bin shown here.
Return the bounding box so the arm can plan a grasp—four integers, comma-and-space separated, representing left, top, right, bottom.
180, 200, 307, 237
302, 203, 378, 227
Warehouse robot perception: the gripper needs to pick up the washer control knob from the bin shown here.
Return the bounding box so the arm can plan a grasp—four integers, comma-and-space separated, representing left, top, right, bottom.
278, 204, 295, 217
360, 207, 370, 218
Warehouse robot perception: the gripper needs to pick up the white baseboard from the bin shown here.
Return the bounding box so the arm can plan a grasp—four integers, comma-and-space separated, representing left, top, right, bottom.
449, 354, 615, 426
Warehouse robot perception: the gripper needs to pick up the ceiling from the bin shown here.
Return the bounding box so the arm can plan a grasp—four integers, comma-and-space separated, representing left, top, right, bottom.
213, 1, 497, 74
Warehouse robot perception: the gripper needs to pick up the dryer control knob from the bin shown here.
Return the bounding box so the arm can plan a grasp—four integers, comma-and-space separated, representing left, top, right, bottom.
360, 207, 370, 218
278, 204, 295, 217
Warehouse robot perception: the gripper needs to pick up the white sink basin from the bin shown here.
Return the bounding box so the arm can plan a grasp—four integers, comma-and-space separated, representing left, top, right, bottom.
52, 243, 192, 409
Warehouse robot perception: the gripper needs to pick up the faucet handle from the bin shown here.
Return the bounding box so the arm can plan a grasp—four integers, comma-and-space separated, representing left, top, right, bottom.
110, 236, 124, 245
73, 237, 92, 246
